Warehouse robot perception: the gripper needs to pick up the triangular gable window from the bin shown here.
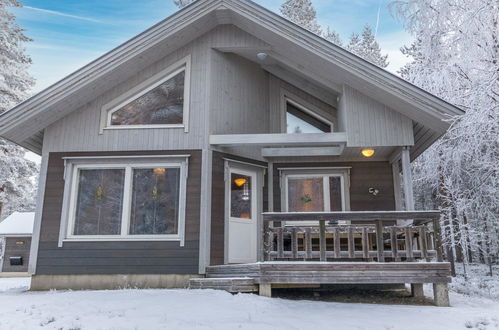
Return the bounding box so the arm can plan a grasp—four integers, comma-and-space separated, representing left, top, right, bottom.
286, 101, 331, 134
103, 56, 191, 131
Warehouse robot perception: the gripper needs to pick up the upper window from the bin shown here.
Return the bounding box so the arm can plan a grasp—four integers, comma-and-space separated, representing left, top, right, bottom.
102, 56, 191, 131
62, 156, 188, 244
286, 100, 331, 134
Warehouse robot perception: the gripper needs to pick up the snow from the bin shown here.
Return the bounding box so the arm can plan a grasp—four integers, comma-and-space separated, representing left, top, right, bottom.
0, 277, 498, 330
0, 212, 35, 235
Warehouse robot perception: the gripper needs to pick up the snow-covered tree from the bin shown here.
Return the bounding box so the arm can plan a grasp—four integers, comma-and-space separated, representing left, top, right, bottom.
173, 0, 196, 8
391, 0, 499, 271
346, 25, 388, 68
323, 26, 342, 46
280, 0, 322, 34
0, 0, 38, 219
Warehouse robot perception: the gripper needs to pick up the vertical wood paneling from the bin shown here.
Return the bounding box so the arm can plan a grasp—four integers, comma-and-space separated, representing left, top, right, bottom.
339, 85, 414, 147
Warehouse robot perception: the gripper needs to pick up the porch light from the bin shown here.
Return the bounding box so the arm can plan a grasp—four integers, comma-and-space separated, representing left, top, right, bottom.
234, 178, 247, 187
153, 168, 166, 176
361, 149, 375, 158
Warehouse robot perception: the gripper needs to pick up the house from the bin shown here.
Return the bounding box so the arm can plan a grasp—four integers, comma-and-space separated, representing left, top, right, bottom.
0, 212, 35, 274
0, 0, 463, 305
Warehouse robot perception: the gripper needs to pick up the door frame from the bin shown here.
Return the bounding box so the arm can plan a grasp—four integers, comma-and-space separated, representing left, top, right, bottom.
224, 160, 265, 264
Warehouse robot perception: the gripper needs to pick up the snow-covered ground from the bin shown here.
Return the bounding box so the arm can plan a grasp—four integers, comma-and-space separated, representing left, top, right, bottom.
0, 276, 498, 330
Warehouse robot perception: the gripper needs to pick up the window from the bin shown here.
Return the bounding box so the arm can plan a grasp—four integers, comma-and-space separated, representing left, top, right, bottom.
102, 56, 191, 131
62, 156, 188, 244
285, 100, 331, 134
230, 173, 252, 219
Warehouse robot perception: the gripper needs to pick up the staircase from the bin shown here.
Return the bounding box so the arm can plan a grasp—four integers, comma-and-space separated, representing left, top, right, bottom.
189, 264, 259, 293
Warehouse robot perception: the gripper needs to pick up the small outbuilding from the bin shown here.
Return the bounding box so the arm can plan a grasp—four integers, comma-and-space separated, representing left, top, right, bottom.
0, 212, 34, 274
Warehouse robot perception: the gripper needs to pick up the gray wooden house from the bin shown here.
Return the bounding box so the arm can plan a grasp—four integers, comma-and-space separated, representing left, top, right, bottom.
0, 0, 463, 305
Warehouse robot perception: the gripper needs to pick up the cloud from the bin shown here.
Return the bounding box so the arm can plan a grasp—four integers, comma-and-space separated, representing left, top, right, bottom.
23, 6, 102, 23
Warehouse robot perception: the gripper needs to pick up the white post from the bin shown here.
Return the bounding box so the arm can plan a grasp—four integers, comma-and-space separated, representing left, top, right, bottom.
401, 147, 415, 211
198, 149, 213, 274
391, 160, 403, 211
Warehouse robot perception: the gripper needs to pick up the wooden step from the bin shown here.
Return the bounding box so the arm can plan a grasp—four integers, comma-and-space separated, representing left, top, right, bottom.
189, 277, 257, 293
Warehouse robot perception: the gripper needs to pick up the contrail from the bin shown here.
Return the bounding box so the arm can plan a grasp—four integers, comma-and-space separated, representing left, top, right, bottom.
374, 0, 382, 38
24, 6, 101, 23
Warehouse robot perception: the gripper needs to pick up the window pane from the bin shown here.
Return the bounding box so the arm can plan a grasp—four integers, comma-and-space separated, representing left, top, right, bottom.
130, 168, 180, 235
110, 70, 185, 126
230, 173, 252, 219
74, 169, 125, 236
286, 102, 330, 133
329, 176, 343, 211
287, 177, 324, 212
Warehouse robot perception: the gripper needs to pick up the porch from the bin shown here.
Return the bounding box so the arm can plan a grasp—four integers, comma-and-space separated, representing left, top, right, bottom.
191, 210, 452, 306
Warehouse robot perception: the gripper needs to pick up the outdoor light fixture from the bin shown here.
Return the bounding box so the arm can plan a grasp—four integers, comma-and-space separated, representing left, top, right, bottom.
153, 168, 166, 176
361, 149, 375, 158
234, 178, 248, 187
257, 52, 268, 61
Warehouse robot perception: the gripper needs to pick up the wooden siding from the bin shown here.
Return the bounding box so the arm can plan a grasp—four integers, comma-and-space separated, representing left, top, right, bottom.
339, 85, 414, 147
36, 150, 201, 275
273, 161, 395, 212
1, 237, 31, 273
42, 25, 269, 153
210, 151, 268, 265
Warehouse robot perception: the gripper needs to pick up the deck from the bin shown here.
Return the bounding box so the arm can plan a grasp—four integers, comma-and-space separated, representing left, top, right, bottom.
190, 211, 452, 306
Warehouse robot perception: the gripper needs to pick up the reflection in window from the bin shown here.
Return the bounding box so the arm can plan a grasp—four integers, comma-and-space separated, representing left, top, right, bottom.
74, 169, 125, 235
130, 168, 180, 235
286, 102, 330, 134
287, 177, 324, 212
329, 176, 342, 211
110, 70, 185, 126
230, 173, 252, 219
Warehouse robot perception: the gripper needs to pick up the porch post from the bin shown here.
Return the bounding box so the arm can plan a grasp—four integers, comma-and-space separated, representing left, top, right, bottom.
401, 146, 415, 211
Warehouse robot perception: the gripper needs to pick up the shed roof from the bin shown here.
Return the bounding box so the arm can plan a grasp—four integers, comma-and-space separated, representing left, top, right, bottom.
0, 0, 464, 158
0, 212, 35, 236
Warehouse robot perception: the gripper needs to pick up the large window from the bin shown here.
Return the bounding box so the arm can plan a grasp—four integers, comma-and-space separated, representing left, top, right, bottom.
285, 100, 331, 134
62, 157, 188, 245
102, 56, 191, 131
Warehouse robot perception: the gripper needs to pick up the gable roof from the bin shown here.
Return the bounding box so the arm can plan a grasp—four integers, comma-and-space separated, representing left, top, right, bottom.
0, 212, 35, 236
0, 0, 464, 158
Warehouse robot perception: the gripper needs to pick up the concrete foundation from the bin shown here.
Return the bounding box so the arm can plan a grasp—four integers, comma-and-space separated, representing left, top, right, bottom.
30, 274, 202, 291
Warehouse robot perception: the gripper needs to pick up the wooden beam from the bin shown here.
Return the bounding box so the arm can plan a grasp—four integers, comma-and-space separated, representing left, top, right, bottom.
263, 210, 440, 222
262, 146, 345, 157
210, 133, 348, 147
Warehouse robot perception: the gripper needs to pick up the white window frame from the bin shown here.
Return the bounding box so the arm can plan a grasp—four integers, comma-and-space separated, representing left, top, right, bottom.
280, 89, 335, 133
279, 168, 351, 225
58, 156, 189, 246
100, 55, 191, 133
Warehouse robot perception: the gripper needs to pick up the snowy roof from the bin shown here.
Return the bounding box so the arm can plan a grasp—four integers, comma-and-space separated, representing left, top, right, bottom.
0, 212, 35, 236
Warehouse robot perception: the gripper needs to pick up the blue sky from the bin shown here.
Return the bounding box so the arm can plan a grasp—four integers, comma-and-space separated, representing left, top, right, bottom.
12, 0, 413, 94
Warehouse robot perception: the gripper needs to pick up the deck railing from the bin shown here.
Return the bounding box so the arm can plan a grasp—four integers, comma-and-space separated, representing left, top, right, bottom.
262, 211, 443, 263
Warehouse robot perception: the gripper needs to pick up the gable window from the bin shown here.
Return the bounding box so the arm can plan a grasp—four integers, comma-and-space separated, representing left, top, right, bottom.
285, 99, 331, 134
60, 156, 188, 245
102, 56, 191, 132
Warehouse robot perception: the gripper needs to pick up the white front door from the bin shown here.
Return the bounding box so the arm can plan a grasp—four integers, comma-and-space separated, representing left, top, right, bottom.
227, 167, 258, 264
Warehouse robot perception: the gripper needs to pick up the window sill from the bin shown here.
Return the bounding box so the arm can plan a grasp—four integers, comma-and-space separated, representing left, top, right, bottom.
103, 124, 186, 130
62, 236, 183, 243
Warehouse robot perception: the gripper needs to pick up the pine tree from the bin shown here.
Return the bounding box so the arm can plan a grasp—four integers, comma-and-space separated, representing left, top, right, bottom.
173, 0, 196, 9
0, 0, 38, 219
323, 26, 342, 46
346, 25, 388, 68
280, 0, 322, 35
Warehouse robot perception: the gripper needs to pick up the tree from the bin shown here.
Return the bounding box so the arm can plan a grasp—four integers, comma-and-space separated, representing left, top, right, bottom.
280, 0, 322, 35
173, 0, 196, 9
323, 26, 342, 46
391, 0, 499, 271
0, 0, 38, 219
346, 25, 388, 68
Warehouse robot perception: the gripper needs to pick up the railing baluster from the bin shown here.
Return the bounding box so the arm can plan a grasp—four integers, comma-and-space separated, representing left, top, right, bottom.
419, 226, 428, 261
362, 227, 369, 259
390, 227, 398, 260
277, 227, 284, 259
305, 227, 312, 259
405, 227, 414, 261
375, 220, 385, 262
348, 226, 355, 258
291, 227, 298, 259
334, 227, 341, 259
264, 225, 273, 261
319, 220, 326, 261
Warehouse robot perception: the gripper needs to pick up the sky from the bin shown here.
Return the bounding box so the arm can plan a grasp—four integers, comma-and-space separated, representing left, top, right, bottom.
13, 0, 413, 162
